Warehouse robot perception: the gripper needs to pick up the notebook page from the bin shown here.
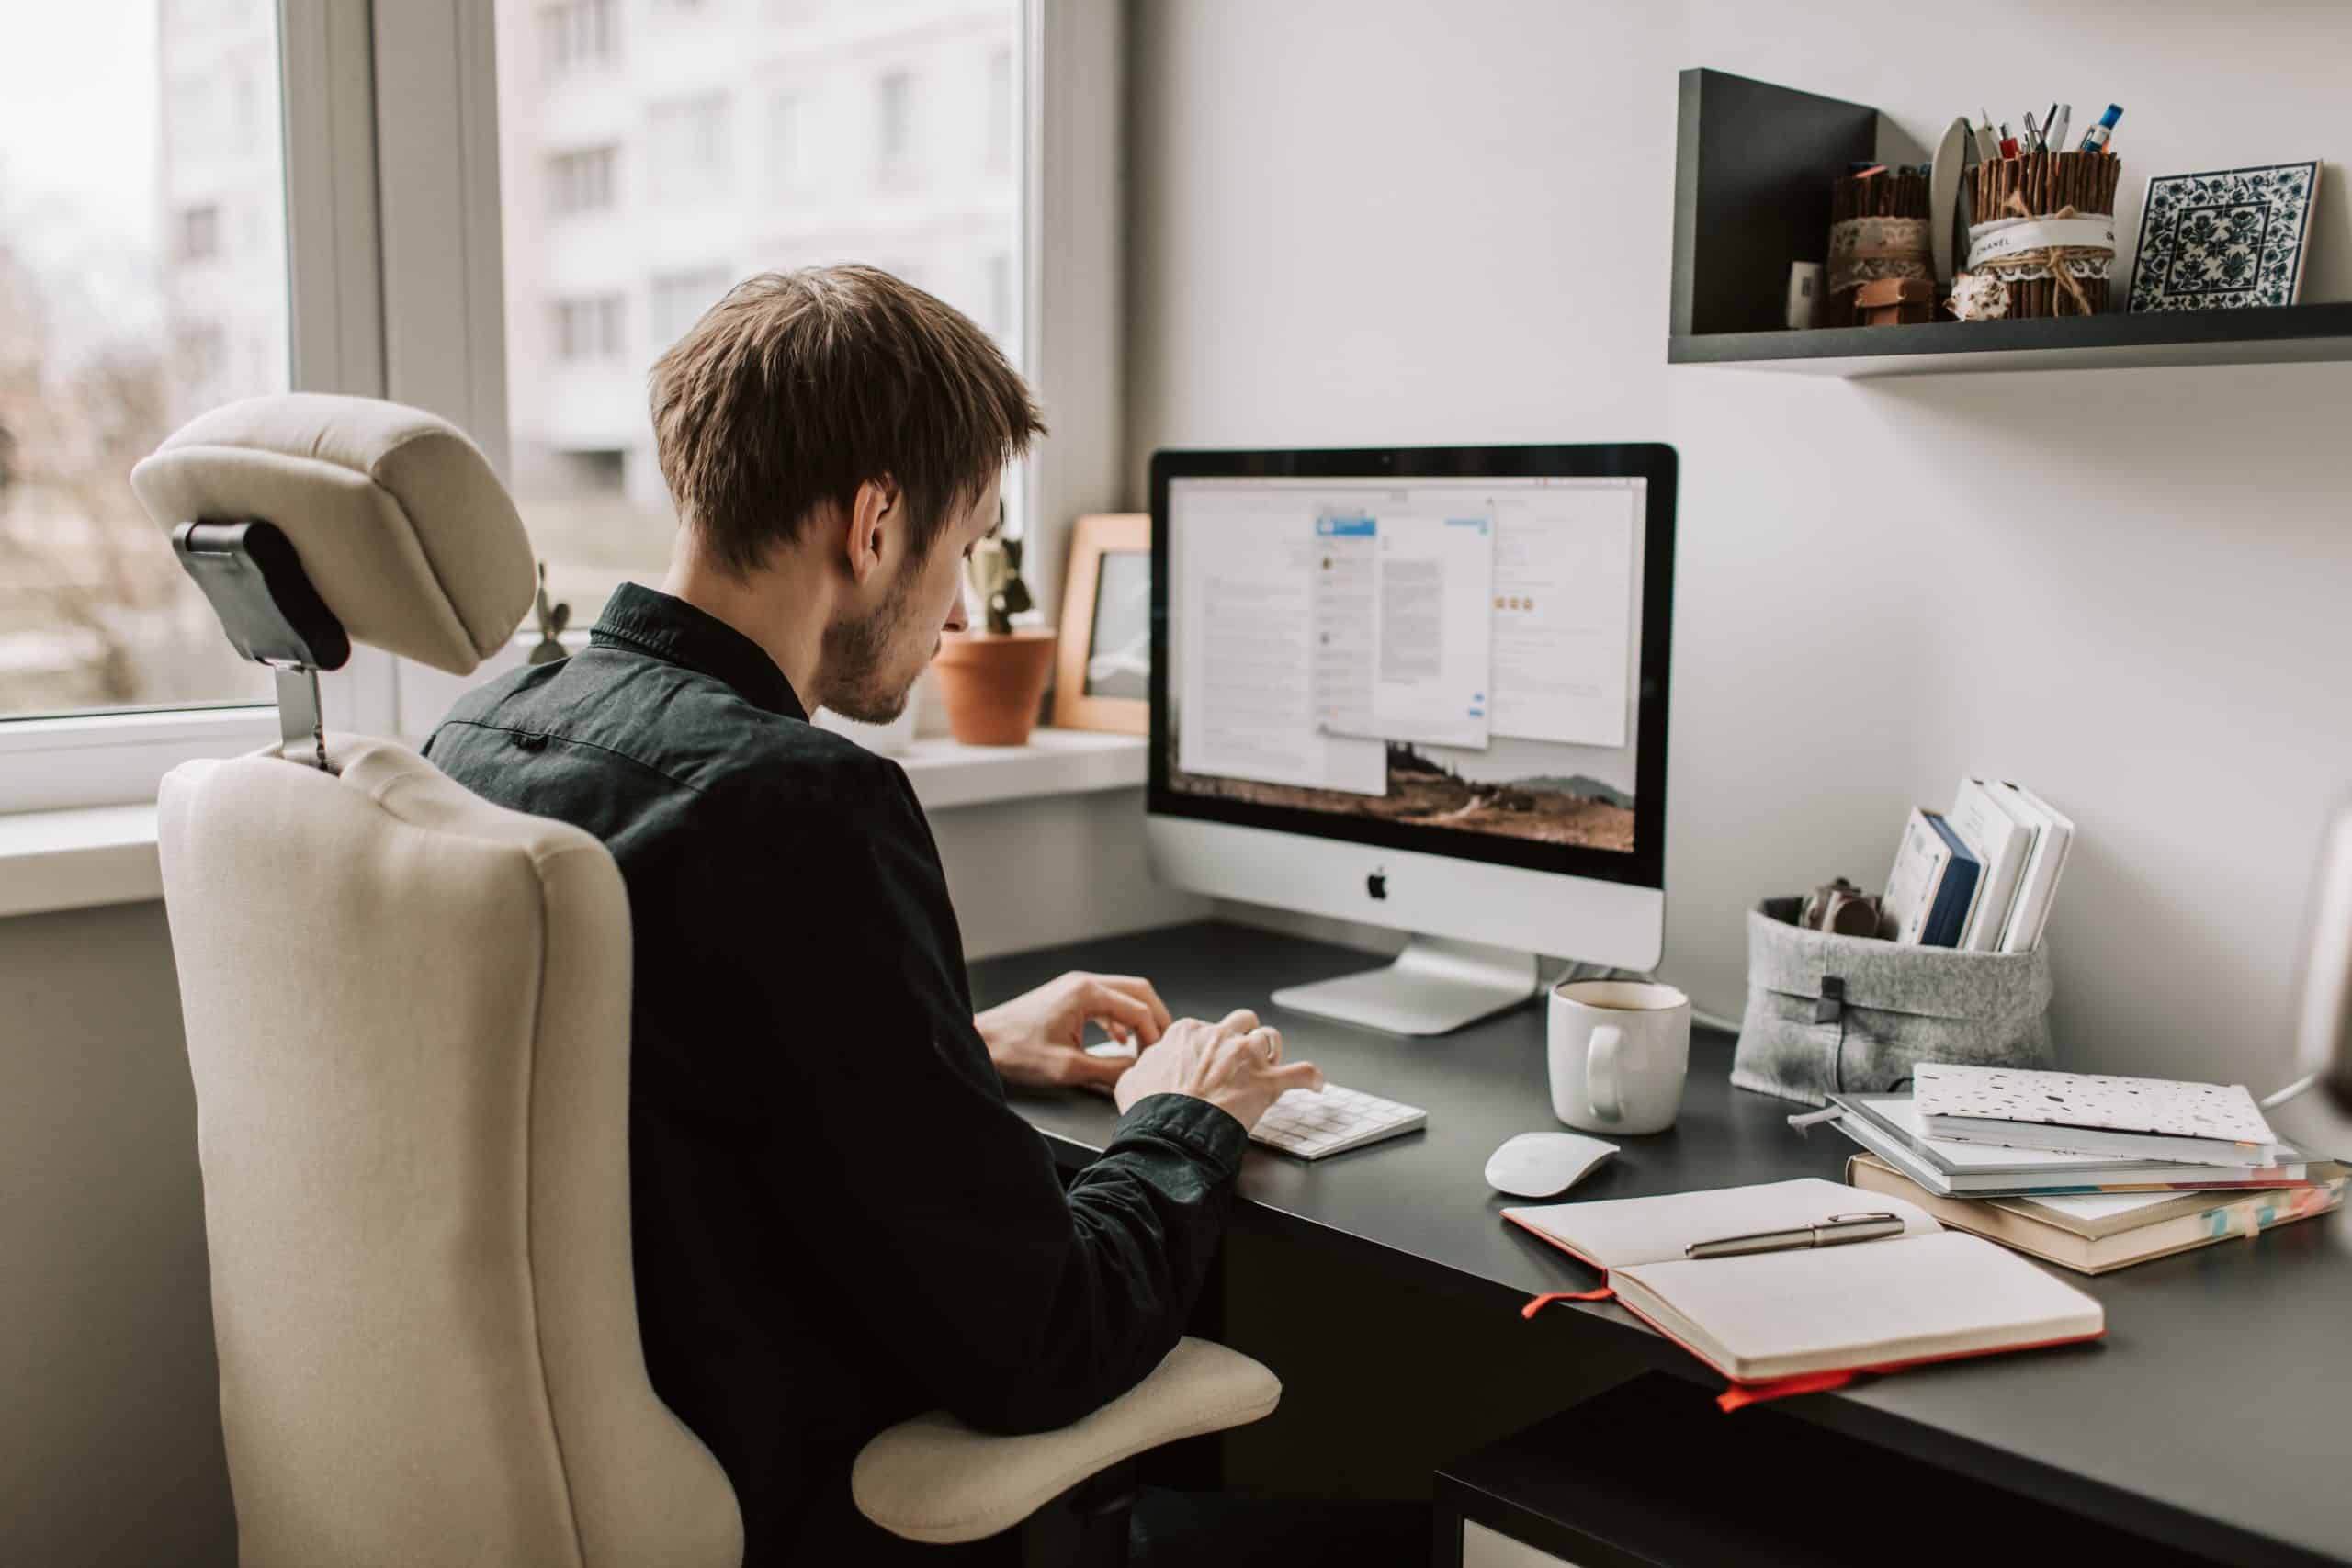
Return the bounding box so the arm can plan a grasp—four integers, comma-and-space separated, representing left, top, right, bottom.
1504, 1178, 1939, 1271
1613, 1231, 2104, 1382
2030, 1190, 2178, 1221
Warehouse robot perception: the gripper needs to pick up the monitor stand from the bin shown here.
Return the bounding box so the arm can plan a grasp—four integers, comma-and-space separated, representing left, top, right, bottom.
1271, 935, 1542, 1036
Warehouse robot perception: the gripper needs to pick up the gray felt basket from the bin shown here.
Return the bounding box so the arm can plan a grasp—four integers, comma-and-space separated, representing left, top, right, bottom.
1731, 897, 2054, 1107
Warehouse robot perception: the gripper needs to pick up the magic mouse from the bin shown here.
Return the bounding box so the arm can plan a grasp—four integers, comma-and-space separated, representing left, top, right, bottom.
1484, 1132, 1619, 1199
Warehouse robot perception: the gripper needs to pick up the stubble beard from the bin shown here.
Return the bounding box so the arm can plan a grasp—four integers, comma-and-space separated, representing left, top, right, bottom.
820, 568, 922, 725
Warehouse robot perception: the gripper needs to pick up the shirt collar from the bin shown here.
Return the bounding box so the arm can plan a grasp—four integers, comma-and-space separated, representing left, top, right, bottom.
590, 583, 808, 721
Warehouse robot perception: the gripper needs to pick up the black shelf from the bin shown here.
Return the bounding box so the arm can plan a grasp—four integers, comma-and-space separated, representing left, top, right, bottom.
1670, 68, 2352, 378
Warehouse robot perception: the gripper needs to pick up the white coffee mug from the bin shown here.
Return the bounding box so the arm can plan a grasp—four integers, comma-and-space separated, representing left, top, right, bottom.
1548, 978, 1691, 1135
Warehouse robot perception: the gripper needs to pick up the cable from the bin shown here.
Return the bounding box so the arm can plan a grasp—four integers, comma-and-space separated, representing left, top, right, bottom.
2259, 1072, 2320, 1111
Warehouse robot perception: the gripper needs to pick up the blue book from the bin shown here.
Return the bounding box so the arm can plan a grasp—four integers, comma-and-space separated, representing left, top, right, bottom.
1919, 810, 1984, 948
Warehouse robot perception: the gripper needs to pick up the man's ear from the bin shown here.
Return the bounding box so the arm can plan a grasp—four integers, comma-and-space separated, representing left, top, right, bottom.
843, 477, 900, 588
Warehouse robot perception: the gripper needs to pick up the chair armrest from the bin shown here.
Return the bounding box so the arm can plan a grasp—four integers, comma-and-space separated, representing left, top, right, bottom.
851, 1337, 1281, 1546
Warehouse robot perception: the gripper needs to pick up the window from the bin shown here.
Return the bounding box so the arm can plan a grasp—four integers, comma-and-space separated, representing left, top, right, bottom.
553, 296, 626, 360
176, 203, 220, 261
650, 268, 731, 349
0, 0, 286, 722
647, 93, 732, 204
876, 69, 913, 175
987, 46, 1012, 173
987, 251, 1013, 344
767, 91, 809, 193
495, 0, 1023, 628
539, 0, 616, 75
547, 146, 616, 214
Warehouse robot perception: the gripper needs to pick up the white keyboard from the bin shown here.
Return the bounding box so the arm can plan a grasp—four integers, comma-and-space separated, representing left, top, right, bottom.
1249, 1084, 1428, 1160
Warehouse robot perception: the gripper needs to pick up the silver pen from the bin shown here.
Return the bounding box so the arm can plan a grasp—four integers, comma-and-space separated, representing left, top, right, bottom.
1684, 1212, 1907, 1260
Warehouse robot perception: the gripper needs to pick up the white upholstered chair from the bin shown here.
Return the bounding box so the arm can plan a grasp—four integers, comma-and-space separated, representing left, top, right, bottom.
131, 394, 1279, 1567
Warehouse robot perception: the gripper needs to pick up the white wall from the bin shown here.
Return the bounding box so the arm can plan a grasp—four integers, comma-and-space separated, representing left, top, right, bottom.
1125, 0, 2352, 1085
937, 786, 1209, 959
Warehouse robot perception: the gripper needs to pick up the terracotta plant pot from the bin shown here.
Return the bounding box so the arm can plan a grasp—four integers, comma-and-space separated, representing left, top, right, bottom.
933, 629, 1057, 746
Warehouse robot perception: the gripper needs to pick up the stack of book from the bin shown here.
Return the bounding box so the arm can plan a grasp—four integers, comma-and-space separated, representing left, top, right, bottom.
1825, 1063, 2346, 1274
1882, 778, 2071, 950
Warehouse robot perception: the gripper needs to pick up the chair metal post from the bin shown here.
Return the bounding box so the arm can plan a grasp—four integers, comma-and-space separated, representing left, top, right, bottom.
1017, 1457, 1138, 1568
275, 665, 329, 772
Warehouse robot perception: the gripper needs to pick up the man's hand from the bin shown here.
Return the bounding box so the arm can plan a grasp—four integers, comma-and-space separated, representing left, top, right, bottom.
975, 971, 1175, 1092
1113, 1009, 1325, 1132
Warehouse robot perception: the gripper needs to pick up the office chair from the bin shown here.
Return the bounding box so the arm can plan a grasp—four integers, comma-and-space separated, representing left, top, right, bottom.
130, 393, 1280, 1567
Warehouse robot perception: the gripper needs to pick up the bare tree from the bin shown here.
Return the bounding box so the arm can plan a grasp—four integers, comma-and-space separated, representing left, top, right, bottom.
0, 239, 184, 709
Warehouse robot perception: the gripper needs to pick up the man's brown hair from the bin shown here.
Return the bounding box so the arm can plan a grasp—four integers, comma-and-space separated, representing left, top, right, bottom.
648, 265, 1046, 575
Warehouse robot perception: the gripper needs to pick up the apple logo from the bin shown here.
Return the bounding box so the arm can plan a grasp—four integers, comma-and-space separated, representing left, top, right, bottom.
1366, 868, 1388, 901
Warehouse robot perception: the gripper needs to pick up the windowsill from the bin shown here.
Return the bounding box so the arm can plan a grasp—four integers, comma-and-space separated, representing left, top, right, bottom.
892, 728, 1145, 810
0, 729, 1145, 919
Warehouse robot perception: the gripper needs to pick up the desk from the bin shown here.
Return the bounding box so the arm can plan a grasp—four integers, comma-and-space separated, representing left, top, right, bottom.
973, 921, 2352, 1568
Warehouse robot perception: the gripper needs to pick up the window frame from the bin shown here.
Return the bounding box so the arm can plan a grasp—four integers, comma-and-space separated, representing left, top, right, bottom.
2, 0, 1130, 812
0, 0, 397, 816
380, 0, 1125, 741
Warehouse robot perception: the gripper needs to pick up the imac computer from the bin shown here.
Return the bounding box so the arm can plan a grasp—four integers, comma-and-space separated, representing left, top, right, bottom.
1147, 444, 1677, 1035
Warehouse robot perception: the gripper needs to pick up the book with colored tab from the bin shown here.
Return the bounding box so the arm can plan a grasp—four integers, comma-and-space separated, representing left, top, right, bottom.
1847, 1153, 2350, 1274
1824, 1091, 2325, 1196
1506, 1178, 2104, 1406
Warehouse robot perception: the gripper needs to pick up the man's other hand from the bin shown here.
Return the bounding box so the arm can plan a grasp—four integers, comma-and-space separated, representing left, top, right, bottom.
1113, 1009, 1325, 1132
976, 971, 1175, 1092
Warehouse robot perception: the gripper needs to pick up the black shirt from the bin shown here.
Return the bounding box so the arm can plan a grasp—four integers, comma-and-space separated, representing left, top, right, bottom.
425, 584, 1247, 1563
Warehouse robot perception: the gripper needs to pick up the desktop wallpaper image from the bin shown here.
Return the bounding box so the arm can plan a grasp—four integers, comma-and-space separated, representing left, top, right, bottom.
1164, 711, 1636, 852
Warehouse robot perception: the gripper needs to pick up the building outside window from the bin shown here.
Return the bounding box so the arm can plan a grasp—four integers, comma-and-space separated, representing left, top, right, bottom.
175, 203, 220, 261
875, 68, 913, 180
647, 93, 731, 204
539, 0, 616, 76
767, 90, 808, 194
987, 250, 1012, 343
650, 268, 732, 350
0, 0, 286, 719
987, 46, 1012, 172
547, 146, 616, 214
496, 0, 1022, 623
553, 296, 626, 361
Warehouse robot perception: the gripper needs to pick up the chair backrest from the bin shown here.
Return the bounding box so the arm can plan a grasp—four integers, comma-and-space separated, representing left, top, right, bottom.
133, 396, 741, 1568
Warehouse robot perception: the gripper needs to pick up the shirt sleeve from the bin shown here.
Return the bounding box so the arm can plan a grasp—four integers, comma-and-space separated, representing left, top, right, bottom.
706, 762, 1250, 1436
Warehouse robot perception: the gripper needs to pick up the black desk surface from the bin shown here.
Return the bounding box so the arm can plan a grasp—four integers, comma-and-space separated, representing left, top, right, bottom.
972, 921, 2352, 1568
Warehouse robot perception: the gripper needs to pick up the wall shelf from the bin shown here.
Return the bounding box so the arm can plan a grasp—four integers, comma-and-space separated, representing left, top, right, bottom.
1670, 69, 2352, 378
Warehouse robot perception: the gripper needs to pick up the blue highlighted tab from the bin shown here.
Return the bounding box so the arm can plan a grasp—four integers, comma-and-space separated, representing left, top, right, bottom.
1317, 513, 1376, 537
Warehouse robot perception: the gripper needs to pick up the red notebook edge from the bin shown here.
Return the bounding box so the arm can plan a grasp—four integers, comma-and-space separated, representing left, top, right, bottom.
1502, 1210, 2109, 1411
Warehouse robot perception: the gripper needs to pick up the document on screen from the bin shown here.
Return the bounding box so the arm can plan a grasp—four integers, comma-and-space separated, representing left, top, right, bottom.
1487, 484, 1636, 748
1174, 490, 1385, 795
1368, 508, 1496, 750
1310, 512, 1377, 739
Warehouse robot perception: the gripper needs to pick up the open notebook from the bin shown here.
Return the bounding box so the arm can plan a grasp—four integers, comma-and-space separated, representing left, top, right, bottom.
1506, 1178, 2104, 1404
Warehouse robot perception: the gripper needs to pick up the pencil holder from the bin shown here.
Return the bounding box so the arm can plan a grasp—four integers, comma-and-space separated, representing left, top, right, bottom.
1731, 897, 2054, 1107
1951, 152, 2121, 320
1826, 167, 1930, 327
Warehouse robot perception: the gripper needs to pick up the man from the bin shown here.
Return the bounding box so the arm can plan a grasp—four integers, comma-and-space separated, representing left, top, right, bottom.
425, 266, 1356, 1563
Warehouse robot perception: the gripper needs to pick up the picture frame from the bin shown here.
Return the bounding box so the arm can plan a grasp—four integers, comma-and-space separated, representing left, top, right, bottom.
1053, 513, 1150, 734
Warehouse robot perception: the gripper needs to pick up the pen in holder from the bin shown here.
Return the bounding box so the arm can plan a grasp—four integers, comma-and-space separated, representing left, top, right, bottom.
1952, 152, 2120, 321
1826, 167, 1931, 327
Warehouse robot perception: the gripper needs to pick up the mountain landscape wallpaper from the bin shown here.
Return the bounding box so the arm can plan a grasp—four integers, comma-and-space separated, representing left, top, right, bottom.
1167, 730, 1635, 851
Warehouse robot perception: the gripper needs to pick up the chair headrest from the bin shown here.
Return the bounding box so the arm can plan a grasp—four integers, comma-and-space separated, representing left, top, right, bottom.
130, 393, 536, 675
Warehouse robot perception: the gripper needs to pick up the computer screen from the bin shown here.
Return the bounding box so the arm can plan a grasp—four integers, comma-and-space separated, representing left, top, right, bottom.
1152, 447, 1671, 887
